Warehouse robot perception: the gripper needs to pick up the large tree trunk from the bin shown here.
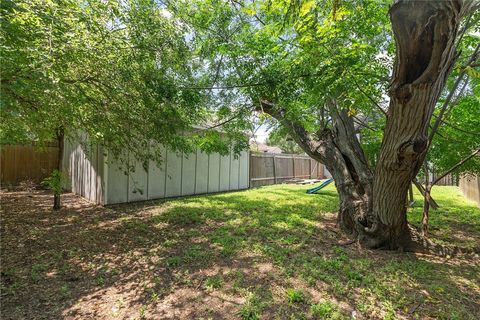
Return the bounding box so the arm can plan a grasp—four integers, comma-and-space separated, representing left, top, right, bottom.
369, 0, 462, 249
261, 0, 470, 252
261, 100, 375, 243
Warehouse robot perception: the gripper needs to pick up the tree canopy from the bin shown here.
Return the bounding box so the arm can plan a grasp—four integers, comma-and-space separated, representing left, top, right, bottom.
1, 0, 246, 168
266, 126, 304, 154
174, 0, 390, 132
171, 0, 479, 173
2, 0, 478, 169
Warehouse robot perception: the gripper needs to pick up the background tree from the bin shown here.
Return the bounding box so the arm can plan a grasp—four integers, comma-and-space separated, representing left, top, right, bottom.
428, 75, 480, 178
266, 127, 304, 154
1, 0, 247, 208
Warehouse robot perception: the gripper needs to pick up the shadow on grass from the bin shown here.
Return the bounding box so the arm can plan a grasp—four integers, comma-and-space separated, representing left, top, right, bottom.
408, 186, 480, 248
1, 185, 479, 319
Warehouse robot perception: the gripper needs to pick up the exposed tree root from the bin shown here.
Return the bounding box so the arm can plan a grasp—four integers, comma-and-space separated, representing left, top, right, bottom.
337, 239, 356, 246
341, 221, 479, 258
405, 225, 480, 258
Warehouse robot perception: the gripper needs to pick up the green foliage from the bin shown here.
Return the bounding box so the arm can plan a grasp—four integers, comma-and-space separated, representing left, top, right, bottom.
1, 0, 247, 168
166, 256, 181, 268
286, 288, 305, 304
310, 301, 336, 318
31, 263, 48, 283
139, 305, 147, 319
266, 126, 304, 154
2, 0, 476, 173
204, 275, 223, 290
428, 75, 480, 176
96, 275, 105, 286
174, 0, 391, 137
59, 285, 71, 298
239, 292, 262, 320
41, 170, 63, 195
172, 0, 478, 176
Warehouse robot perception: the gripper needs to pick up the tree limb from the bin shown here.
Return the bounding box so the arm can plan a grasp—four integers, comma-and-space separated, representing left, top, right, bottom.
432, 147, 480, 186
413, 179, 439, 210
205, 105, 254, 129
428, 43, 480, 145
351, 77, 388, 117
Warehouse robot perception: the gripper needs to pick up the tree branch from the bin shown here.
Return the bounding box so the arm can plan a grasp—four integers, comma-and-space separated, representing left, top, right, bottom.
180, 81, 269, 90
205, 105, 254, 129
212, 55, 224, 86
350, 74, 388, 117
432, 147, 480, 186
439, 119, 480, 137
428, 42, 480, 145
352, 116, 377, 132
258, 99, 324, 158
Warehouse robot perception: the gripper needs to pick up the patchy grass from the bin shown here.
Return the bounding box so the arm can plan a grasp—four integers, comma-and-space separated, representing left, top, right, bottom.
408, 186, 480, 248
311, 301, 339, 319
0, 184, 479, 319
286, 288, 305, 304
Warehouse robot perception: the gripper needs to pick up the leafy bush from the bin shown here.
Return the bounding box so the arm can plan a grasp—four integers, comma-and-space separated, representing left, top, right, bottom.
42, 170, 63, 195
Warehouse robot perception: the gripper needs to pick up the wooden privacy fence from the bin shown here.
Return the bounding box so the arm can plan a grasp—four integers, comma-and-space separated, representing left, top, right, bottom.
1, 143, 59, 186
459, 173, 480, 207
250, 152, 325, 188
431, 173, 456, 186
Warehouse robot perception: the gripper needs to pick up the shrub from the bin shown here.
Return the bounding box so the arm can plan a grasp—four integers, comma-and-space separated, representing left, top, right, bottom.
42, 170, 63, 195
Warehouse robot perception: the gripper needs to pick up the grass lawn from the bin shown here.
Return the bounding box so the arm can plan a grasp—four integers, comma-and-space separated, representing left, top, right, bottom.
1, 184, 479, 319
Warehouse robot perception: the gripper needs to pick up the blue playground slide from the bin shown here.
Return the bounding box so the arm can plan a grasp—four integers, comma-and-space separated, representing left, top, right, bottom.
306, 178, 333, 194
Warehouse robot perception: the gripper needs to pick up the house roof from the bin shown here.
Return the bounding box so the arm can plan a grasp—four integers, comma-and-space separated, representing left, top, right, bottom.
250, 142, 282, 154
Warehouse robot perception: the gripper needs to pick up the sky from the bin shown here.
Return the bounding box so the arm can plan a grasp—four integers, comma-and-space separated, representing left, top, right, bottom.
252, 123, 270, 143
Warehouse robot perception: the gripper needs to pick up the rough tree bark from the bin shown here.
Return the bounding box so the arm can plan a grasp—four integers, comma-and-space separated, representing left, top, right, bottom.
422, 163, 431, 237
260, 0, 474, 252
261, 99, 374, 242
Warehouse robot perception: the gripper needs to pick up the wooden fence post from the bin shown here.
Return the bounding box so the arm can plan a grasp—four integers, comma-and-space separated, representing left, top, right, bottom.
292, 155, 296, 179
309, 159, 312, 179
273, 155, 277, 184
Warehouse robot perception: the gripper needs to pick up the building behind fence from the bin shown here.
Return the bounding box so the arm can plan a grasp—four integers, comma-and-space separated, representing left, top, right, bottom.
1, 143, 59, 186
249, 152, 326, 188
459, 173, 480, 207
